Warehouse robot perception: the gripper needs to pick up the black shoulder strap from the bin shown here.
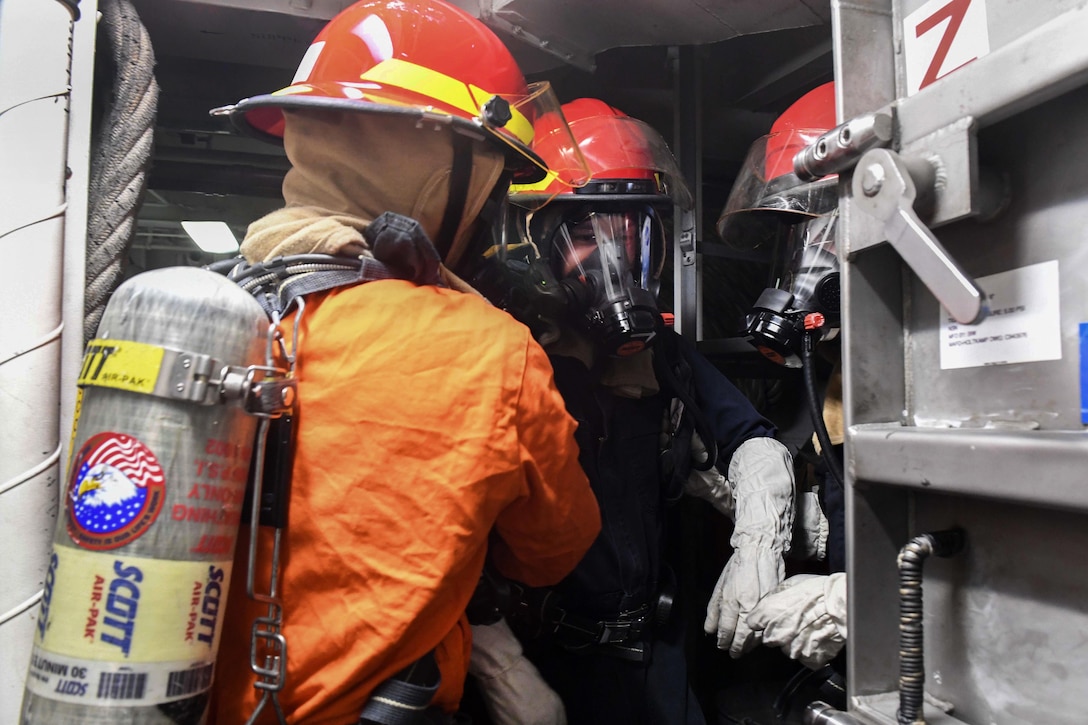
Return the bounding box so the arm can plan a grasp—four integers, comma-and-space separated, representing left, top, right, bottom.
435, 131, 474, 250
222, 253, 395, 320
210, 211, 446, 320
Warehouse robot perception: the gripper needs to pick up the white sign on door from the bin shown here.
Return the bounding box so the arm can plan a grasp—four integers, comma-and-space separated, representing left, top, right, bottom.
939, 260, 1062, 370
903, 0, 990, 96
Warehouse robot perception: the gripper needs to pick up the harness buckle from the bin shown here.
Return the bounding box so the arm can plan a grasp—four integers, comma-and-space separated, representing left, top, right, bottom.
596, 605, 652, 645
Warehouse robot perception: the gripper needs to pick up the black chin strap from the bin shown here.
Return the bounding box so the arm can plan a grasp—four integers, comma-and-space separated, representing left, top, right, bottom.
453, 161, 514, 274
475, 168, 514, 247
436, 131, 474, 252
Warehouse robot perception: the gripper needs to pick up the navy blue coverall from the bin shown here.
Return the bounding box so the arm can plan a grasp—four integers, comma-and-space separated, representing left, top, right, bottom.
516, 331, 776, 725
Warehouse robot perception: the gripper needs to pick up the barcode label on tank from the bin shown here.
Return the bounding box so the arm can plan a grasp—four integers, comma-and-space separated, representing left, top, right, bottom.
97, 670, 148, 700
25, 646, 217, 706
167, 663, 214, 697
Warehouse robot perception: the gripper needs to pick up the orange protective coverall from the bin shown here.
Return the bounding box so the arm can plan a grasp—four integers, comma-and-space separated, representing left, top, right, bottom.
212, 279, 601, 724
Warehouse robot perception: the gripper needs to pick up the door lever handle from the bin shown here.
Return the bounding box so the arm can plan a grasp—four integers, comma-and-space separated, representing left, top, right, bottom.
852, 148, 988, 325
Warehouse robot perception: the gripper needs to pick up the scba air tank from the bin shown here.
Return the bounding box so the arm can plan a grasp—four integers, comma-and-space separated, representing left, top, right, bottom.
21, 266, 270, 724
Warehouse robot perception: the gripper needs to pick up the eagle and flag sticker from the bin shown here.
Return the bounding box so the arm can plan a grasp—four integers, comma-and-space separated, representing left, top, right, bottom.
66, 432, 166, 550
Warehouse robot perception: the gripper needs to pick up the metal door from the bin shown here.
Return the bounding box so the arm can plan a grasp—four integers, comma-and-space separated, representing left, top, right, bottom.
834, 1, 1088, 722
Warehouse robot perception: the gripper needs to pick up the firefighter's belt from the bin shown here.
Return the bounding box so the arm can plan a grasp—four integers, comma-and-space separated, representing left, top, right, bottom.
518, 578, 677, 662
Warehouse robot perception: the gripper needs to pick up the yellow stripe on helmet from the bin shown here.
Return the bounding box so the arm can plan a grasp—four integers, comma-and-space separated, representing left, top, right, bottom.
509, 169, 559, 195
359, 58, 534, 145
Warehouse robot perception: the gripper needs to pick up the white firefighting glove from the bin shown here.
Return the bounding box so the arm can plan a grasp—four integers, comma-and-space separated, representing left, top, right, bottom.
469, 618, 567, 725
746, 572, 847, 669
792, 489, 829, 561
682, 432, 736, 518
704, 437, 795, 658
685, 434, 824, 560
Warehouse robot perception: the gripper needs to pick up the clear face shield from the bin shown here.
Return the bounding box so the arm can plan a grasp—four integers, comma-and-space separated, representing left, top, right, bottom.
716, 131, 838, 251
486, 81, 592, 188
746, 209, 841, 367
549, 208, 665, 356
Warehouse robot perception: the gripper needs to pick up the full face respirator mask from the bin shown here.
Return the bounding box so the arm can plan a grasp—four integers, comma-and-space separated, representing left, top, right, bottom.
714, 82, 842, 368
547, 207, 665, 357
473, 97, 690, 356
746, 209, 840, 367
470, 204, 666, 357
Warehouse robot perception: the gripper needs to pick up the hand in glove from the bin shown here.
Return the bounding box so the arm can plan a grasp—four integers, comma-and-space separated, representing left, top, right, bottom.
791, 489, 829, 562
684, 435, 821, 559
469, 618, 567, 725
682, 432, 736, 518
746, 572, 847, 670
703, 437, 795, 658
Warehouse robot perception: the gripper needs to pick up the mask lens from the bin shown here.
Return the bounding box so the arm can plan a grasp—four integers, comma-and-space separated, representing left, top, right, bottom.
551, 209, 666, 293
781, 210, 840, 315
539, 207, 665, 357
555, 218, 598, 279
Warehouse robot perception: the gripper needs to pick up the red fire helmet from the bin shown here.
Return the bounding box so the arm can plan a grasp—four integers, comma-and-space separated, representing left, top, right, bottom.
764, 82, 837, 180
510, 97, 691, 209
717, 81, 839, 248
213, 0, 577, 183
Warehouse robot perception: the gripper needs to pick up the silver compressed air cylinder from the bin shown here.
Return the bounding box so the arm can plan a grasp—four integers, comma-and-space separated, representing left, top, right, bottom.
21, 266, 268, 725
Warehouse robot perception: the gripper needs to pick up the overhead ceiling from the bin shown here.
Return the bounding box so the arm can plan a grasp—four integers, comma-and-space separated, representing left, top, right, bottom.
128, 0, 830, 74
123, 0, 833, 269
452, 0, 830, 73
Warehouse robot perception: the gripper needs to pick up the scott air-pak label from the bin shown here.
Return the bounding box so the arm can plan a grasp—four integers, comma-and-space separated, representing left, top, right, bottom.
26, 547, 232, 706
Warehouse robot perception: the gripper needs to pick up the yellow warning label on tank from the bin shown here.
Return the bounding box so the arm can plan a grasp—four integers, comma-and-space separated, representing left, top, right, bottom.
77, 339, 164, 394
35, 545, 233, 664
